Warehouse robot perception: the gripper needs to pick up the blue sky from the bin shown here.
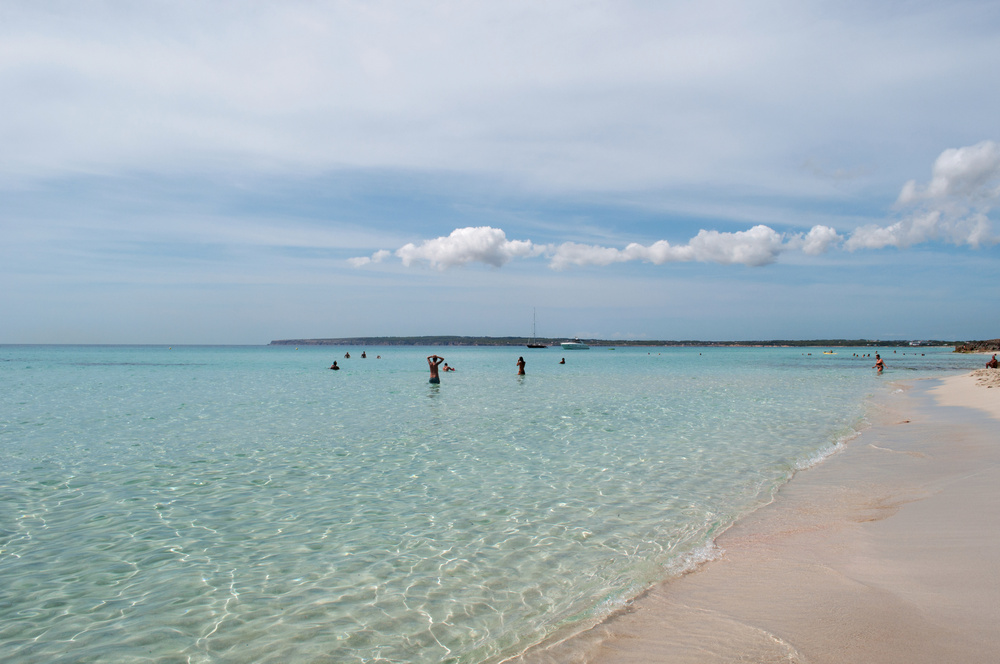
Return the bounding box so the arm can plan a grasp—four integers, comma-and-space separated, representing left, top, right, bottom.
2, 1, 999, 344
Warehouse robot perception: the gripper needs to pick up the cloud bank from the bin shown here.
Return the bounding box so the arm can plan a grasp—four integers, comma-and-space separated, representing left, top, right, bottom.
351, 224, 840, 270
547, 225, 792, 269
846, 140, 1000, 250
351, 141, 998, 270
2, 2, 997, 200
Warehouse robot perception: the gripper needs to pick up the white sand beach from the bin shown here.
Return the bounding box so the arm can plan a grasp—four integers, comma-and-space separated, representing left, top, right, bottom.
518, 369, 1000, 663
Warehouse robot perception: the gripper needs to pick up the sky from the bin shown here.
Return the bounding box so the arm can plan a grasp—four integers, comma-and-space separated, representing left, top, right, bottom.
2, 1, 999, 344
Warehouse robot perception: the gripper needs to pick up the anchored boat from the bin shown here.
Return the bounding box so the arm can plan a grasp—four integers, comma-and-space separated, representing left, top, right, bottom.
527, 309, 547, 348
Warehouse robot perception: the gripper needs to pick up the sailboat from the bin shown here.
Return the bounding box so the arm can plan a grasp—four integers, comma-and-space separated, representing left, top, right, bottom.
526, 309, 547, 348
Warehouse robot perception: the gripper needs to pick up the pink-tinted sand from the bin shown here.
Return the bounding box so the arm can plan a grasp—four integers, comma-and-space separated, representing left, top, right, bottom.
514, 370, 1000, 663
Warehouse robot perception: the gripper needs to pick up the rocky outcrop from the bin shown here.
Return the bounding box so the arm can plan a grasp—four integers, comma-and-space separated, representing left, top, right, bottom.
955, 339, 1000, 353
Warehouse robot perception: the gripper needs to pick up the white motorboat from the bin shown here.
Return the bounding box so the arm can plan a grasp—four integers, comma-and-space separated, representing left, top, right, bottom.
560, 339, 590, 350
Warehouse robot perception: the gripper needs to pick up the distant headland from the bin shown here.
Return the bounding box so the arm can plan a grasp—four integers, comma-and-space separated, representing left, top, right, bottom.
955, 338, 1000, 353
268, 336, 984, 349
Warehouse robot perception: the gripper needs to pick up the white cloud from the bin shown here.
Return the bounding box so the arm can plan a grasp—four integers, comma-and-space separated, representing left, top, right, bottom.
846, 210, 994, 250
350, 140, 1000, 270
558, 224, 793, 269
393, 226, 540, 269
786, 224, 841, 255
355, 223, 840, 270
546, 226, 789, 269
347, 249, 391, 267
685, 225, 785, 266
847, 140, 999, 250
846, 212, 940, 250
546, 241, 635, 269
896, 140, 1000, 204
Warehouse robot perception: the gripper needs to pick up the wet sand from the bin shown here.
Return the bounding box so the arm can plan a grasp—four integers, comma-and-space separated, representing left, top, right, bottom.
518, 370, 1000, 663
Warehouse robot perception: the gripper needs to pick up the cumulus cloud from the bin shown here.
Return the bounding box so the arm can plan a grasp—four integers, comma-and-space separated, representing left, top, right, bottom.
546, 241, 637, 269
548, 225, 810, 269
545, 239, 688, 269
847, 140, 999, 250
896, 140, 1000, 204
846, 210, 994, 250
347, 249, 391, 267
352, 223, 839, 270
686, 225, 785, 266
785, 225, 841, 255
393, 226, 540, 269
351, 143, 1000, 270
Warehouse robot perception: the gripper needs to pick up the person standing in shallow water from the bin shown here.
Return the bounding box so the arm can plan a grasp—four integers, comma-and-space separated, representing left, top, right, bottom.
427, 355, 444, 384
874, 354, 885, 374
516, 356, 526, 375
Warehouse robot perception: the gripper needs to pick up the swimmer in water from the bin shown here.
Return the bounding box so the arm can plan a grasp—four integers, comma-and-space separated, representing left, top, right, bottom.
329, 361, 340, 370
427, 355, 444, 383
516, 356, 526, 375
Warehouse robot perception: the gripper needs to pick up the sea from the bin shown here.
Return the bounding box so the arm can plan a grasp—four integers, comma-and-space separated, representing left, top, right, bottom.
0, 344, 982, 663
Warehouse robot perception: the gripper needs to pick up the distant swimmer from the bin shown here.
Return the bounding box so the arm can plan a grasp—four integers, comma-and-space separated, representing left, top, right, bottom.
427, 355, 444, 383
516, 356, 526, 375
987, 354, 998, 369
330, 361, 340, 370
874, 354, 885, 374
361, 351, 367, 358
442, 363, 456, 372
559, 358, 565, 364
344, 352, 350, 359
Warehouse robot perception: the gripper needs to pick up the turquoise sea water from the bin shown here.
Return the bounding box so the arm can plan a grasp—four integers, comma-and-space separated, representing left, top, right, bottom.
0, 345, 981, 663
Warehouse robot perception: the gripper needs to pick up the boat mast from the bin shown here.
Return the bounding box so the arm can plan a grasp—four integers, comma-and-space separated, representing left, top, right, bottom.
526, 308, 547, 347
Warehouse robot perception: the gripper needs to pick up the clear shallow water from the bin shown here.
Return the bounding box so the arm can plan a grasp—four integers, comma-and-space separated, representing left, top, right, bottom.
0, 345, 980, 663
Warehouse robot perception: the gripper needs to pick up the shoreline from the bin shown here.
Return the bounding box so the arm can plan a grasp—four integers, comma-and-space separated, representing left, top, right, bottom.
514, 370, 1000, 663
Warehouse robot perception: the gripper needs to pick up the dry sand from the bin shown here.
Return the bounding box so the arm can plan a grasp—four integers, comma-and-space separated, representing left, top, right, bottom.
516, 369, 1000, 663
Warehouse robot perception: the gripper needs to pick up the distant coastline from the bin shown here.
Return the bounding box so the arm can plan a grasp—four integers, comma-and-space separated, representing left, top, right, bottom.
269, 336, 970, 348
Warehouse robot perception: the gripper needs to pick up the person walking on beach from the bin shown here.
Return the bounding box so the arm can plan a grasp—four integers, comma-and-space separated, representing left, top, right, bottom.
874, 354, 885, 374
427, 355, 444, 383
516, 356, 526, 375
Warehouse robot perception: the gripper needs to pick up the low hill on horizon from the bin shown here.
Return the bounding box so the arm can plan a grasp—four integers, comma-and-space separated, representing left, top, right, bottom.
270, 336, 965, 348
